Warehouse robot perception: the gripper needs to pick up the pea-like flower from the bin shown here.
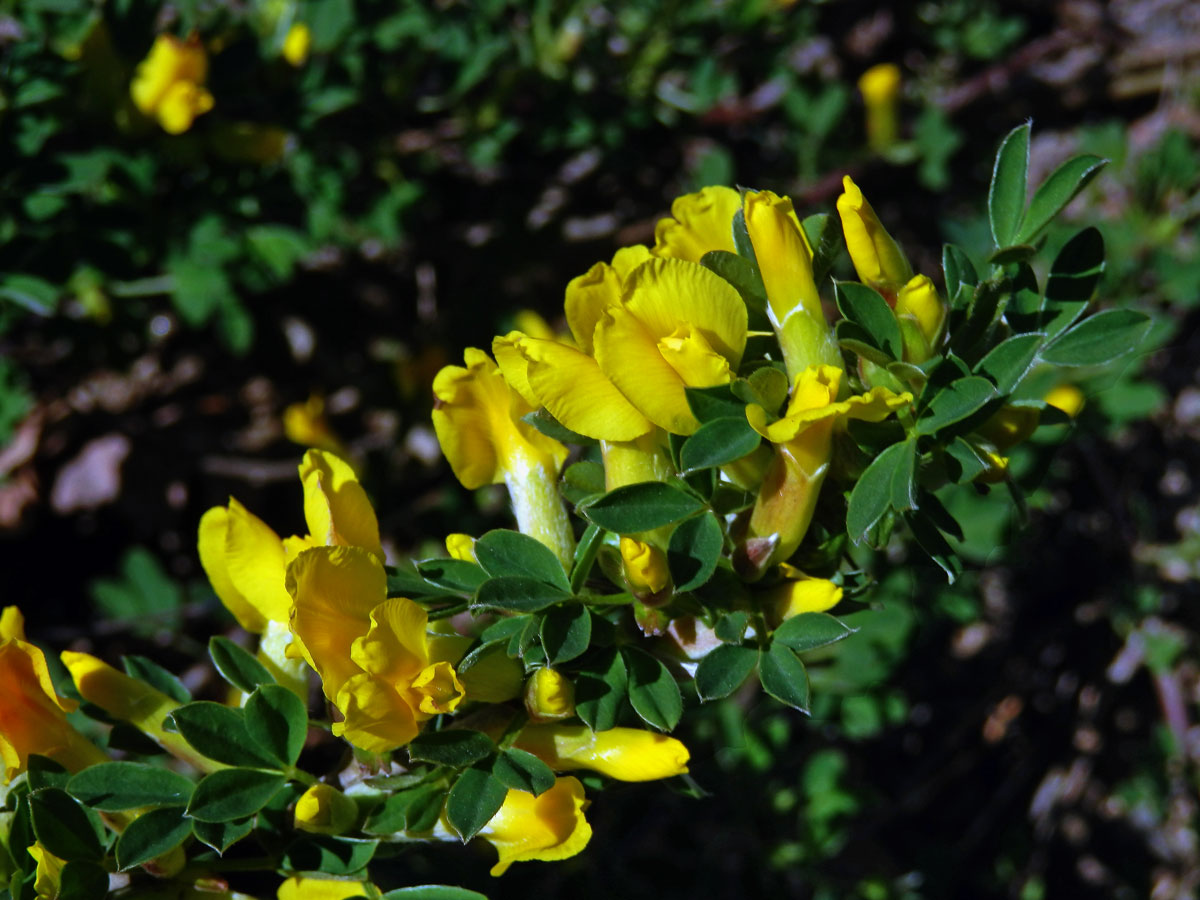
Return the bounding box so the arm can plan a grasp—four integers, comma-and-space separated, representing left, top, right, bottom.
514, 724, 690, 782
433, 348, 574, 566
294, 783, 359, 835
837, 175, 913, 296
619, 537, 671, 597
0, 608, 107, 782
524, 668, 576, 722
476, 776, 592, 876
859, 63, 902, 153
130, 34, 214, 134
287, 546, 467, 753
651, 185, 742, 262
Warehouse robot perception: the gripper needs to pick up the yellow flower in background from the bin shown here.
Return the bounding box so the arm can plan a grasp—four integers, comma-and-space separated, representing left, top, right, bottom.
277, 876, 371, 900
859, 63, 902, 152
283, 394, 349, 458
433, 349, 574, 566
282, 23, 311, 67
294, 783, 358, 835
60, 651, 219, 773
514, 724, 690, 782
1045, 384, 1086, 419
619, 537, 671, 596
130, 34, 214, 134
287, 546, 467, 753
476, 776, 592, 876
977, 404, 1040, 451
837, 176, 913, 294
652, 185, 741, 262
0, 608, 107, 782
524, 668, 576, 722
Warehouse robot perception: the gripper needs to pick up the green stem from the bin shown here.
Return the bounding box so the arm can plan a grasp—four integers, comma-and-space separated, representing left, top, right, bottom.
505, 457, 575, 569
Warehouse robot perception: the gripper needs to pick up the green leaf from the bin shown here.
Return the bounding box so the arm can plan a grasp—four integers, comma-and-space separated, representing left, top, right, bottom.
283, 836, 378, 875
0, 275, 58, 316
244, 685, 308, 768
906, 512, 964, 583
407, 729, 495, 767
445, 767, 508, 842
562, 460, 606, 505
114, 807, 191, 871
1043, 227, 1105, 336
123, 654, 189, 703
679, 417, 761, 472
988, 121, 1030, 248
416, 559, 489, 593
540, 604, 592, 665
492, 748, 556, 796
67, 762, 193, 811
699, 251, 767, 318
1041, 309, 1152, 367
942, 244, 978, 301
846, 439, 917, 544
758, 644, 811, 713
473, 530, 570, 591
622, 647, 682, 732
209, 636, 274, 693
773, 613, 856, 653
57, 861, 109, 900
29, 789, 104, 862
835, 282, 902, 360
569, 522, 604, 594
694, 643, 758, 701
479, 615, 533, 644
386, 566, 443, 598
802, 213, 843, 286
946, 437, 991, 483
364, 785, 446, 836
473, 576, 569, 613
915, 376, 999, 436
714, 611, 750, 644
667, 512, 723, 592
1016, 155, 1107, 244
192, 817, 254, 854
580, 482, 706, 533
27, 755, 70, 790
382, 887, 490, 900
521, 409, 597, 446
187, 769, 287, 823
975, 333, 1043, 395
574, 648, 628, 732
170, 702, 280, 769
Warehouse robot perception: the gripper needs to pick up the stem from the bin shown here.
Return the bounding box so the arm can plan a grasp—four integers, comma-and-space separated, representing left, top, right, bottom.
504, 456, 575, 569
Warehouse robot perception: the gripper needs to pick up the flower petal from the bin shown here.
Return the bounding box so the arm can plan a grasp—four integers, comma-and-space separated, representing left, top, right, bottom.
332, 672, 419, 753
594, 305, 695, 434
300, 450, 384, 559
479, 776, 592, 876
652, 186, 741, 262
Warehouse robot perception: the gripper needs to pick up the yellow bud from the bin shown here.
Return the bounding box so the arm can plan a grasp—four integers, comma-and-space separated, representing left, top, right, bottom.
524, 668, 576, 722
858, 63, 901, 152
894, 274, 945, 350
765, 566, 843, 624
282, 23, 311, 67
836, 176, 912, 292
619, 537, 671, 596
294, 784, 358, 835
1044, 384, 1085, 419
977, 404, 1040, 451
445, 533, 476, 561
515, 724, 690, 782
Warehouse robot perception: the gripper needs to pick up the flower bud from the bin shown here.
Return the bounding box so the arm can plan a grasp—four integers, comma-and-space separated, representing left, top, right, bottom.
977, 404, 1040, 451
837, 176, 912, 294
894, 274, 945, 361
764, 566, 843, 625
524, 668, 576, 722
619, 537, 670, 597
516, 724, 690, 782
282, 23, 311, 67
445, 533, 476, 562
859, 63, 901, 152
294, 784, 358, 836
1044, 384, 1085, 419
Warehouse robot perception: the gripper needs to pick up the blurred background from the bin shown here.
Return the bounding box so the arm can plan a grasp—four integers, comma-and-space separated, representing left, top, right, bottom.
1, 0, 1198, 896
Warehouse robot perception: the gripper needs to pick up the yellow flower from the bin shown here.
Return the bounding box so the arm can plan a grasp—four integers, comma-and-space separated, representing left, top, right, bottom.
524, 668, 576, 722
836, 176, 913, 294
287, 546, 466, 753
894, 273, 946, 360
445, 533, 476, 561
976, 404, 1040, 451
476, 776, 592, 876
764, 565, 843, 623
0, 608, 107, 783
1045, 384, 1085, 419
743, 365, 910, 576
277, 876, 371, 900
592, 258, 747, 435
294, 784, 358, 835
28, 844, 65, 900
859, 63, 902, 152
130, 34, 214, 134
282, 23, 311, 67
619, 537, 670, 596
433, 349, 574, 566
283, 394, 348, 457
60, 651, 219, 773
651, 186, 742, 262
514, 724, 690, 782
